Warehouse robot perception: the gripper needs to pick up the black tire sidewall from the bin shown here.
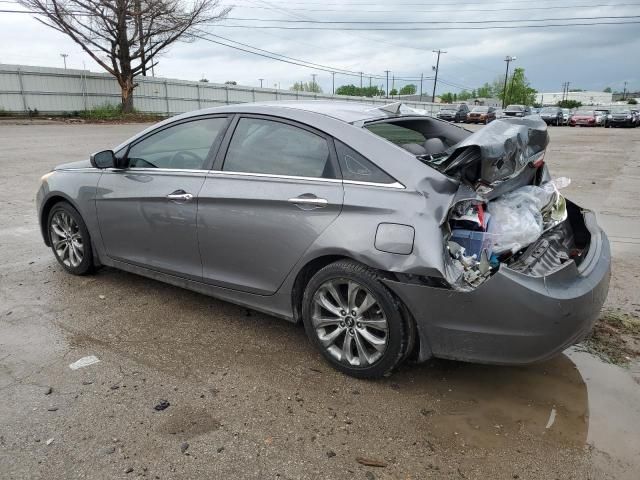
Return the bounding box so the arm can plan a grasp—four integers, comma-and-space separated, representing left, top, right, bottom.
301, 260, 408, 379
47, 202, 93, 275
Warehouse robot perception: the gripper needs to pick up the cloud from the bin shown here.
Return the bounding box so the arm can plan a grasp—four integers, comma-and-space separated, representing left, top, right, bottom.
1, 0, 638, 94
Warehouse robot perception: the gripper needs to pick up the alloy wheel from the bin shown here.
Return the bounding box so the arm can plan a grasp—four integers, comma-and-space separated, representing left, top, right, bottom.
50, 210, 84, 268
311, 279, 388, 367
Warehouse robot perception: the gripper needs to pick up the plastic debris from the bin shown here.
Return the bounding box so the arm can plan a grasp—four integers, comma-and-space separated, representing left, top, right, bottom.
69, 355, 100, 370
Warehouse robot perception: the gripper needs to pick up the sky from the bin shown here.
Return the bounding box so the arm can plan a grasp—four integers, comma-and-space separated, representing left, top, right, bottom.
1, 0, 639, 95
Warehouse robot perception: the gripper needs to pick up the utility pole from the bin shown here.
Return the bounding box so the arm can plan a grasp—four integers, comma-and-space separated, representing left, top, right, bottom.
369, 76, 372, 89
392, 74, 395, 96
311, 73, 317, 92
331, 72, 335, 95
259, 78, 264, 88
432, 49, 446, 104
623, 81, 628, 100
359, 72, 363, 90
384, 70, 390, 98
420, 73, 424, 101
60, 53, 68, 69
502, 55, 516, 108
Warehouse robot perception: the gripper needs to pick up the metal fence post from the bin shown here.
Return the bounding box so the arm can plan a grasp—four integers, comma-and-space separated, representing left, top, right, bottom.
81, 71, 87, 112
225, 85, 229, 105
196, 83, 201, 109
252, 88, 255, 102
16, 67, 28, 113
164, 80, 170, 115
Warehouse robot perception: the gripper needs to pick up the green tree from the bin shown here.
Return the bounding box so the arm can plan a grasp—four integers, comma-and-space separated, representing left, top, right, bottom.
629, 98, 638, 105
399, 84, 417, 95
335, 84, 382, 97
557, 99, 582, 109
476, 82, 493, 98
389, 88, 398, 96
603, 87, 612, 93
498, 68, 537, 106
290, 81, 323, 93
440, 92, 454, 103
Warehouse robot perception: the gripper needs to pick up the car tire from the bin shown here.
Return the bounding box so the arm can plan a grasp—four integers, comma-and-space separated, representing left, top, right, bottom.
47, 202, 94, 275
302, 260, 412, 379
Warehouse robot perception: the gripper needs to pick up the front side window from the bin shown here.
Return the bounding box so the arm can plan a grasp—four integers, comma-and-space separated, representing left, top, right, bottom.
223, 118, 334, 178
127, 117, 228, 170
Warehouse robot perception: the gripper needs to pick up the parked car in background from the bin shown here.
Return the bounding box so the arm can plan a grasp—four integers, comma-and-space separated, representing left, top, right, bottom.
531, 107, 541, 115
631, 110, 640, 127
504, 105, 531, 117
437, 104, 470, 123
569, 110, 597, 127
594, 109, 610, 127
562, 108, 572, 125
494, 109, 506, 119
466, 106, 496, 124
539, 107, 564, 126
607, 108, 636, 128
35, 101, 611, 378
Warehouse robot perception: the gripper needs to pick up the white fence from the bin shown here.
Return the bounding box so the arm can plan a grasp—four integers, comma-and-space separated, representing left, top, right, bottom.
0, 64, 439, 115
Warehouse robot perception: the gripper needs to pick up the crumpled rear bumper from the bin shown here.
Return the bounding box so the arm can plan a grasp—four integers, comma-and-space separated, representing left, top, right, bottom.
384, 211, 611, 364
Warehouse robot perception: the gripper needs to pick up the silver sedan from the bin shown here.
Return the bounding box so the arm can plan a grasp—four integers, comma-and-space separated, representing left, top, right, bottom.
36, 101, 610, 378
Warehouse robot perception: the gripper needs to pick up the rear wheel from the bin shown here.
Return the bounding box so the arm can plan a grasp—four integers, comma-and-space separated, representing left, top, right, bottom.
47, 202, 94, 275
302, 260, 411, 378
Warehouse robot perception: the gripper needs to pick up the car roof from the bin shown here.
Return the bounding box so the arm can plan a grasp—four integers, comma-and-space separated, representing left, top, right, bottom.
180, 100, 408, 124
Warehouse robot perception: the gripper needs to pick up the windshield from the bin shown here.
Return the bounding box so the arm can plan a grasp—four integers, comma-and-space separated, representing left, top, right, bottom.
575, 110, 594, 116
471, 107, 489, 113
612, 109, 631, 114
440, 105, 459, 112
541, 107, 558, 113
505, 105, 524, 111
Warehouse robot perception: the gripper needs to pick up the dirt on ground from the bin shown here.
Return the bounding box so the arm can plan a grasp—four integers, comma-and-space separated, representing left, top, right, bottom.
1, 121, 640, 480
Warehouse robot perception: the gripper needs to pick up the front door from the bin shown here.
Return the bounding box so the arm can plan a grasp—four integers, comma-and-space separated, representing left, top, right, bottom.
96, 116, 229, 279
197, 116, 344, 295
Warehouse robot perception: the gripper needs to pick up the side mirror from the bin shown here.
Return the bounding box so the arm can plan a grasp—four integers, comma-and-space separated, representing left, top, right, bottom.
90, 150, 116, 169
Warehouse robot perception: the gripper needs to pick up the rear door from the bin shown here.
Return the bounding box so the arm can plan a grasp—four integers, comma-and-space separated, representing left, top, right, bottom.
96, 116, 230, 280
197, 115, 343, 295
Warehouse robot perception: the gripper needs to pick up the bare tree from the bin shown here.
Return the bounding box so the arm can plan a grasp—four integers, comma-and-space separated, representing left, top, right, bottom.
19, 0, 230, 112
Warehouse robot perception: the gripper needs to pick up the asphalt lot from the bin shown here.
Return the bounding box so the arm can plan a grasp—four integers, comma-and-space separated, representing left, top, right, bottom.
1, 120, 639, 479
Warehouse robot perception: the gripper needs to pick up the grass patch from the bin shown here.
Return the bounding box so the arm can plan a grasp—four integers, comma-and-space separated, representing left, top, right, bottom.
80, 103, 165, 123
577, 310, 640, 365
0, 107, 8, 117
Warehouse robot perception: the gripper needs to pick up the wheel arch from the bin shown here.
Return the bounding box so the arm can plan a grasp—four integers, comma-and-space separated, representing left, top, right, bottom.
40, 193, 80, 246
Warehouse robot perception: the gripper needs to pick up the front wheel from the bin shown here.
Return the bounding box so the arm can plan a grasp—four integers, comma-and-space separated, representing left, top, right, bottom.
302, 260, 412, 378
48, 202, 94, 275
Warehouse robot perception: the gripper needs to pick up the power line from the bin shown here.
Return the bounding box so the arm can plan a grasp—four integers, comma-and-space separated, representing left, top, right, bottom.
193, 30, 432, 83
212, 20, 640, 31
227, 0, 640, 5
221, 3, 640, 14
221, 15, 640, 25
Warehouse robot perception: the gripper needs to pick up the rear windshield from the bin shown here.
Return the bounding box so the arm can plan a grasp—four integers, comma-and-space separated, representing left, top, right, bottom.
471, 107, 489, 113
575, 110, 594, 116
366, 123, 426, 146
505, 105, 524, 111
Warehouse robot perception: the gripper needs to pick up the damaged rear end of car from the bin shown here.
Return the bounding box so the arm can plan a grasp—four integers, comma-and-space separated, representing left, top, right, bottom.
377, 116, 611, 365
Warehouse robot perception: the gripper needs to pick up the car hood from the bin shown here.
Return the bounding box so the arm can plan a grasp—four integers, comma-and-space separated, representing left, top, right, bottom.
54, 159, 92, 170
423, 117, 548, 193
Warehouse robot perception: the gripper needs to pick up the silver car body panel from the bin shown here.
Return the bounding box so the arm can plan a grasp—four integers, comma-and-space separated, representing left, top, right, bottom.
36, 101, 611, 365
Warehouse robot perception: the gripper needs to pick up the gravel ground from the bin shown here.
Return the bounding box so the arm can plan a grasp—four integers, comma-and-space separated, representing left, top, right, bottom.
1, 120, 639, 479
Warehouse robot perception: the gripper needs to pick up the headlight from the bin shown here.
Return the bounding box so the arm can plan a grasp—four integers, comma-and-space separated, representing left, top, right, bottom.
627, 115, 632, 119
607, 114, 612, 119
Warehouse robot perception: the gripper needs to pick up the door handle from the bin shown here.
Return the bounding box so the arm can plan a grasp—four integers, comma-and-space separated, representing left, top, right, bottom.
287, 196, 329, 207
167, 190, 194, 202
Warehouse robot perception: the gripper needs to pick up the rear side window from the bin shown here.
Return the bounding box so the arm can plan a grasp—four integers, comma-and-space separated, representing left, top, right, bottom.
223, 118, 335, 178
334, 141, 396, 184
365, 123, 425, 147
